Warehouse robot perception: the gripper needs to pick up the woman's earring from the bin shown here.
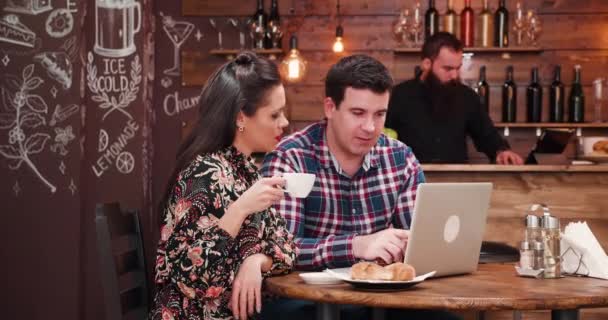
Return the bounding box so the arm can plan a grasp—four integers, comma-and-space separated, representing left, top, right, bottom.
238, 126, 244, 132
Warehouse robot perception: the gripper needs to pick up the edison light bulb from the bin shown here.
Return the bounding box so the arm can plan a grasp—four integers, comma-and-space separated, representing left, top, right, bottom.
332, 25, 344, 53
332, 37, 344, 53
288, 56, 300, 78
280, 35, 307, 83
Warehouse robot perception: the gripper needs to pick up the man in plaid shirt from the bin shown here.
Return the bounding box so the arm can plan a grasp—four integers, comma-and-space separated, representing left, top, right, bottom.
260, 54, 461, 320
262, 54, 425, 272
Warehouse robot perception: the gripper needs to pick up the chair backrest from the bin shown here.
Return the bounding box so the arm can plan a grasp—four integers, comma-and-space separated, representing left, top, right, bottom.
95, 202, 149, 320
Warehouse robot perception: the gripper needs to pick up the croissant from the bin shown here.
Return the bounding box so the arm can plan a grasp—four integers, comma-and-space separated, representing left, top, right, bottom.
592, 140, 608, 154
351, 261, 416, 281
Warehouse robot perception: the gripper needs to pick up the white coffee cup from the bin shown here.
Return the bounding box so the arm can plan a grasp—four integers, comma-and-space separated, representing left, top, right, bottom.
282, 173, 315, 198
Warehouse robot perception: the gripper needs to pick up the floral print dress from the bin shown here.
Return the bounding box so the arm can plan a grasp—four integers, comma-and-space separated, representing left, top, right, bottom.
150, 146, 297, 320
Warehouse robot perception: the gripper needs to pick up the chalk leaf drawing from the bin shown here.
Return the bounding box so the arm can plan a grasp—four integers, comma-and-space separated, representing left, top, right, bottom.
0, 64, 56, 193
86, 53, 142, 121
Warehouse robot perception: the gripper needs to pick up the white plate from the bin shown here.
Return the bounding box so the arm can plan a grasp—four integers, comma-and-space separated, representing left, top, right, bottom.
579, 155, 608, 163
324, 268, 436, 291
298, 272, 343, 285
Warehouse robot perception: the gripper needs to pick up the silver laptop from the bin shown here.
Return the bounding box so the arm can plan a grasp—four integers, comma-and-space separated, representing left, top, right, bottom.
404, 182, 493, 277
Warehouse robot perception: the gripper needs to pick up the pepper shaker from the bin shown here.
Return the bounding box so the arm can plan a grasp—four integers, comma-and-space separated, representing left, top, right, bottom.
533, 241, 545, 270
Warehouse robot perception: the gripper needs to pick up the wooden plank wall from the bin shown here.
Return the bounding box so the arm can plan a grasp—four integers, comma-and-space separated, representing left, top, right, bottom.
182, 0, 608, 163
180, 2, 608, 318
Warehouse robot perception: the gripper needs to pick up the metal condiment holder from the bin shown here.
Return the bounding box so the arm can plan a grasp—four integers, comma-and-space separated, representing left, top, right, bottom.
515, 203, 562, 279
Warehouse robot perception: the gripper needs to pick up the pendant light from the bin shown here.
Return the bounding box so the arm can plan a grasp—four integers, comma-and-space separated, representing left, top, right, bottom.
280, 1, 307, 82
332, 0, 344, 53
280, 34, 307, 82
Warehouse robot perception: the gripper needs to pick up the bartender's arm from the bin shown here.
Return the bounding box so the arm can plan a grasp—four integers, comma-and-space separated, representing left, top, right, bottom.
466, 91, 523, 165
496, 150, 523, 165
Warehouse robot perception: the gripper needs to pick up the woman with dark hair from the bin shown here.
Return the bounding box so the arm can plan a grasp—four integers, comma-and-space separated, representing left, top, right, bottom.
150, 51, 296, 320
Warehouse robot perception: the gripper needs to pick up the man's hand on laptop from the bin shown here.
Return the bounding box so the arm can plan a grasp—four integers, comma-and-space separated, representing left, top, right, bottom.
353, 228, 410, 265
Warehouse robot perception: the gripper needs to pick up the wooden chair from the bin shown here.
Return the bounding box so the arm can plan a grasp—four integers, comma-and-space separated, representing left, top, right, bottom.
95, 203, 149, 320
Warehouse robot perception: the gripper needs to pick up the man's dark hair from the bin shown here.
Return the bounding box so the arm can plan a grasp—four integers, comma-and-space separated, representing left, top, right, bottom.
325, 54, 393, 108
422, 32, 463, 60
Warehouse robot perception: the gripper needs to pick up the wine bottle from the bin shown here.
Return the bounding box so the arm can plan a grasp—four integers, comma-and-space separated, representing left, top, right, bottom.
253, 0, 267, 49
460, 0, 474, 47
443, 0, 457, 35
502, 66, 517, 122
526, 67, 543, 123
477, 66, 490, 113
267, 0, 281, 48
549, 65, 565, 122
494, 0, 509, 47
568, 65, 585, 123
425, 0, 439, 40
479, 0, 493, 47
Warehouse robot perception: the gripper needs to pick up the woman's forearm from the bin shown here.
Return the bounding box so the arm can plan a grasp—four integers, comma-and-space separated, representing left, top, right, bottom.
218, 201, 248, 237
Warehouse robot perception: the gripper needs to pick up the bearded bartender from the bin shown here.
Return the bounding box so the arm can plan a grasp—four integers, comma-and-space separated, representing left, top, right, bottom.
386, 32, 523, 165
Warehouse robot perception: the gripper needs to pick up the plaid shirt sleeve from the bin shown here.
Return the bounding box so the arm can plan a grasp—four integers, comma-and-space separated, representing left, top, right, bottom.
392, 149, 426, 229
261, 150, 357, 270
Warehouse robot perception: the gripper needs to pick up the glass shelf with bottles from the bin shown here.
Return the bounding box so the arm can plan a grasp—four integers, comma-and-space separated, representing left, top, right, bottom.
208, 0, 284, 60
392, 0, 543, 55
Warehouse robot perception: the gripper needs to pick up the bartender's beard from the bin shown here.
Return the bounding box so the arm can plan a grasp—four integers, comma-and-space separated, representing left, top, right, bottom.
423, 70, 461, 121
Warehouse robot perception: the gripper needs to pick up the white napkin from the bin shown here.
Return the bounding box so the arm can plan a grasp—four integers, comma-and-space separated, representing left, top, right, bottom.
560, 221, 608, 280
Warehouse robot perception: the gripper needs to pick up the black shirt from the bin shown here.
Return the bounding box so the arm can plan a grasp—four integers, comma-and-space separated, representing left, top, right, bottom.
386, 79, 509, 163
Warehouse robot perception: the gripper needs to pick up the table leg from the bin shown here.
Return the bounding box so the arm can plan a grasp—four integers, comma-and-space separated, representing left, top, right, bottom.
551, 309, 579, 320
475, 310, 486, 320
513, 310, 522, 320
371, 307, 385, 320
316, 303, 340, 320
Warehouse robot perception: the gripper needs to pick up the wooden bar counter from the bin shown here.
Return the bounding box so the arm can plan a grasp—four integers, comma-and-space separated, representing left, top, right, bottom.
421, 164, 608, 252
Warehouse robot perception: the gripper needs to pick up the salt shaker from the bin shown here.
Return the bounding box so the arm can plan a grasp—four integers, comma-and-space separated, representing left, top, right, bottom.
541, 213, 561, 278
519, 241, 534, 269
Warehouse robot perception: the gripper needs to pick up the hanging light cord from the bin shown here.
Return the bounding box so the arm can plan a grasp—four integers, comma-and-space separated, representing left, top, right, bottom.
336, 0, 341, 26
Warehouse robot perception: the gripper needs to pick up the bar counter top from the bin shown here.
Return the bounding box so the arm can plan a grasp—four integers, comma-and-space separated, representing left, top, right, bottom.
421, 164, 608, 172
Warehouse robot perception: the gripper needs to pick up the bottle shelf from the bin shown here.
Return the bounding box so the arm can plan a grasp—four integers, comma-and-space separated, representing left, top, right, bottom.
394, 47, 543, 54
209, 49, 283, 60
494, 122, 608, 128
494, 122, 608, 137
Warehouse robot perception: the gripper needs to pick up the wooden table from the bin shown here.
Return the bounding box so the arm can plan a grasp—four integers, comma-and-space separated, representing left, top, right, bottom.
265, 264, 608, 320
